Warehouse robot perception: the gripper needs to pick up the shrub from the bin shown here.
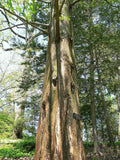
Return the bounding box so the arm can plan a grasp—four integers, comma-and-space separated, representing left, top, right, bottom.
0, 112, 14, 138
15, 137, 35, 152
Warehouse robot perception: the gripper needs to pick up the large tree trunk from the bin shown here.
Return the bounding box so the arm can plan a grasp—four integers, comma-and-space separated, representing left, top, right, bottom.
34, 1, 85, 159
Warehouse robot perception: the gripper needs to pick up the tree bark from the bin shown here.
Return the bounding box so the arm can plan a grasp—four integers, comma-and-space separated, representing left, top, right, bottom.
116, 90, 120, 141
34, 1, 85, 159
116, 56, 120, 141
95, 52, 114, 146
89, 50, 99, 153
87, 1, 99, 153
14, 97, 25, 139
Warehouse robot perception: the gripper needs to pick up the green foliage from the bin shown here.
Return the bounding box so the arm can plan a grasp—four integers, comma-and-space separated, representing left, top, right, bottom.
14, 118, 24, 131
83, 142, 94, 148
73, 0, 120, 143
0, 147, 34, 159
115, 141, 120, 146
59, 16, 71, 21
0, 112, 14, 138
0, 137, 35, 158
15, 137, 35, 152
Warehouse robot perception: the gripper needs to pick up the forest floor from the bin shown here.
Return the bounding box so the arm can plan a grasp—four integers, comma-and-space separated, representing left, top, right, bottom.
0, 139, 120, 160
86, 144, 120, 160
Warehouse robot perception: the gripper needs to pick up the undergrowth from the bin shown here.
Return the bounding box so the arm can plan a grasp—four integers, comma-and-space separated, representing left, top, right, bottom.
0, 137, 35, 159
0, 139, 119, 159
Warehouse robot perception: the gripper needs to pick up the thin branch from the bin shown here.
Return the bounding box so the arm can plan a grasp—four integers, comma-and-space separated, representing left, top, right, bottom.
29, 23, 48, 34
30, 22, 49, 27
10, 22, 26, 29
0, 9, 26, 40
0, 86, 17, 94
0, 23, 24, 32
0, 5, 48, 34
0, 90, 41, 109
104, 0, 120, 8
0, 53, 14, 83
28, 32, 43, 43
37, 0, 51, 4
2, 48, 13, 51
59, 0, 66, 14
70, 0, 81, 7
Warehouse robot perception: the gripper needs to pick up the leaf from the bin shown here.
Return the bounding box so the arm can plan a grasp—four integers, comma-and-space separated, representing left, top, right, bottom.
59, 16, 71, 21
16, 6, 22, 12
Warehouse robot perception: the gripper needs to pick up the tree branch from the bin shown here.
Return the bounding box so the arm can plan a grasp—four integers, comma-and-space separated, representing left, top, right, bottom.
29, 23, 48, 34
104, 0, 120, 8
0, 9, 26, 40
30, 22, 49, 27
0, 53, 14, 83
0, 23, 24, 32
28, 32, 43, 43
37, 0, 51, 4
0, 5, 48, 34
70, 0, 81, 7
59, 0, 66, 14
0, 9, 47, 42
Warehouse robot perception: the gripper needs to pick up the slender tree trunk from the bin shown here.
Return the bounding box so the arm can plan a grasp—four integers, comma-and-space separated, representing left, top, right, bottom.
89, 50, 99, 153
14, 97, 25, 139
34, 1, 85, 159
100, 118, 105, 142
87, 1, 99, 153
116, 56, 120, 141
116, 90, 120, 141
84, 123, 89, 142
95, 52, 114, 145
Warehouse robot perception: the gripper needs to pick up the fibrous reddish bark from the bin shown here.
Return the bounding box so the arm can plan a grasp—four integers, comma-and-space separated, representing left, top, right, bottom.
34, 1, 85, 159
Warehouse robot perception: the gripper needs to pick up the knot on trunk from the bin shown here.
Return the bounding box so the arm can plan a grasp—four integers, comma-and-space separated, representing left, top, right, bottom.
71, 82, 75, 94
42, 101, 46, 110
52, 76, 58, 87
73, 113, 82, 121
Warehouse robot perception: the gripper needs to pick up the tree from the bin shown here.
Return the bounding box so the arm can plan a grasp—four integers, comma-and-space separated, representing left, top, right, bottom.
95, 50, 115, 146
73, 0, 120, 146
34, 0, 85, 159
1, 0, 120, 158
116, 55, 120, 141
0, 0, 48, 138
0, 0, 85, 158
